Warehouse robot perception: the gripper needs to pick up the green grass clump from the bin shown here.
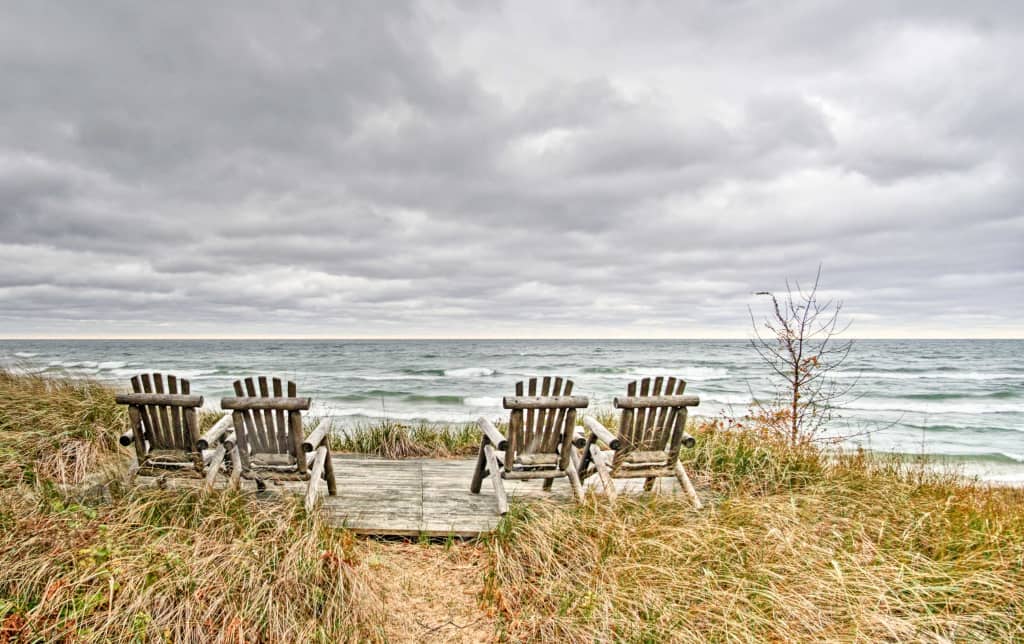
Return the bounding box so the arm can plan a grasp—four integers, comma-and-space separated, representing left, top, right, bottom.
485, 423, 1024, 642
332, 420, 479, 459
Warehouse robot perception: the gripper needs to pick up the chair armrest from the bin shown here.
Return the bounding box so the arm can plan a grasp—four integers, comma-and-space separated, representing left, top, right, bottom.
572, 426, 586, 449
196, 414, 234, 450
302, 419, 332, 452
583, 416, 621, 450
119, 429, 135, 447
477, 417, 508, 451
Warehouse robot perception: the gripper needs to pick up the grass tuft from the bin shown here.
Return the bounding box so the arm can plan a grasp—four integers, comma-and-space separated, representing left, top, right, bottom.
332, 420, 478, 459
485, 423, 1024, 642
0, 370, 123, 487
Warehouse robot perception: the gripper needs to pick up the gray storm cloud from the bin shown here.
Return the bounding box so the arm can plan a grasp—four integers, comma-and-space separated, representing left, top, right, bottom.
0, 1, 1021, 338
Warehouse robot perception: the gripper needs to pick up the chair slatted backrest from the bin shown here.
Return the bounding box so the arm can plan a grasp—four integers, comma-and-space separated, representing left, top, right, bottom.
129, 373, 200, 452
226, 377, 308, 474
615, 376, 689, 462
506, 376, 576, 463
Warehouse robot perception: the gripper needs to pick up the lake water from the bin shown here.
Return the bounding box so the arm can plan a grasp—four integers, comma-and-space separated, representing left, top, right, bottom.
3, 339, 1021, 482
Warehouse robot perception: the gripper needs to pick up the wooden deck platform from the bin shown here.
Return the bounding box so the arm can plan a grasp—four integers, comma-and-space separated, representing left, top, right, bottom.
135, 455, 694, 537
319, 455, 690, 537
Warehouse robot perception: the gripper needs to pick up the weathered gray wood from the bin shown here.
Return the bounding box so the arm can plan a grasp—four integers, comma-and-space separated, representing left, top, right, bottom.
613, 394, 700, 409
220, 396, 311, 411
302, 419, 331, 452
476, 417, 508, 451
502, 469, 568, 480
566, 449, 584, 503
583, 416, 621, 450
196, 414, 234, 450
589, 444, 618, 503
127, 406, 146, 464
115, 392, 204, 408
675, 461, 703, 509
204, 443, 227, 488
469, 442, 488, 493
483, 443, 509, 514
502, 395, 590, 410
290, 410, 308, 474
611, 466, 674, 478
305, 445, 328, 512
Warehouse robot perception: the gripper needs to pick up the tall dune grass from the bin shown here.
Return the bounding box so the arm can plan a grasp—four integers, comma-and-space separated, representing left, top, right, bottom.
3, 369, 1023, 641
0, 370, 123, 487
332, 419, 479, 458
486, 424, 1024, 642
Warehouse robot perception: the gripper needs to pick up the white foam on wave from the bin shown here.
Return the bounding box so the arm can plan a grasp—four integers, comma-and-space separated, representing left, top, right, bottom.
97, 361, 128, 370
444, 367, 496, 378
355, 374, 435, 381
13, 352, 38, 358
317, 405, 481, 425
836, 371, 1021, 381
463, 396, 502, 407
590, 367, 729, 381
49, 360, 99, 369
848, 398, 1023, 415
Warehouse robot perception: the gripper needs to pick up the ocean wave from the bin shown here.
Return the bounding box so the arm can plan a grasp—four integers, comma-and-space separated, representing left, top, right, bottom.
587, 367, 729, 381
901, 391, 1020, 401
404, 394, 464, 404
48, 360, 99, 369
836, 371, 1021, 381
444, 367, 495, 377
13, 352, 38, 358
463, 396, 502, 407
847, 398, 1023, 415
354, 374, 436, 381
315, 405, 483, 425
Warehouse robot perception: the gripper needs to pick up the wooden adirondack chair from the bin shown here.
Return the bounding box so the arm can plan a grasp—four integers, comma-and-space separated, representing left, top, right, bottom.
470, 376, 589, 514
219, 376, 337, 511
116, 373, 236, 487
578, 376, 703, 508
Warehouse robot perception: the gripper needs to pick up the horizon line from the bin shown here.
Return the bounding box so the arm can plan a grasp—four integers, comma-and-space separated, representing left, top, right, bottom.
1, 336, 1021, 341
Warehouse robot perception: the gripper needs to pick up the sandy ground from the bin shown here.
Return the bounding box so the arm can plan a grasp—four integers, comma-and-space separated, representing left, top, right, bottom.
358, 541, 496, 643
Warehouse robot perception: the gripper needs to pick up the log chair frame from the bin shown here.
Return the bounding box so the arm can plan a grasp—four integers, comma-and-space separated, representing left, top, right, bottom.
220, 376, 337, 511
577, 376, 703, 508
470, 376, 589, 514
116, 373, 236, 486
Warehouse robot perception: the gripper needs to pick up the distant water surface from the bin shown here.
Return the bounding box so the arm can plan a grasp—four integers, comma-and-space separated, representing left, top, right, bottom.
3, 339, 1021, 482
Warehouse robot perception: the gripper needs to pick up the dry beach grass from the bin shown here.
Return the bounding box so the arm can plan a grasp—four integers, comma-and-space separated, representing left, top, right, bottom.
1, 369, 1022, 642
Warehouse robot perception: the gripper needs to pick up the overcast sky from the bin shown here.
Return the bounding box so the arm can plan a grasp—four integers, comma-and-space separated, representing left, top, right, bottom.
1, 1, 1021, 339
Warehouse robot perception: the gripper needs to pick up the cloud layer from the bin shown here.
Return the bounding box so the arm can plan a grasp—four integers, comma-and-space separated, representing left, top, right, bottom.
1, 1, 1022, 338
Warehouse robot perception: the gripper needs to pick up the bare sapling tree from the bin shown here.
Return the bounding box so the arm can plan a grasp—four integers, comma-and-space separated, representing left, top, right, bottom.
749, 266, 854, 445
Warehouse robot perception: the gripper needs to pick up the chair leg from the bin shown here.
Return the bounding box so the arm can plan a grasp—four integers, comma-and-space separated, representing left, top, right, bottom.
305, 445, 329, 513
204, 443, 227, 489
229, 446, 241, 489
590, 445, 617, 504
483, 442, 509, 515
542, 478, 554, 491
323, 448, 337, 496
565, 465, 584, 503
674, 461, 703, 509
643, 477, 656, 492
469, 440, 488, 493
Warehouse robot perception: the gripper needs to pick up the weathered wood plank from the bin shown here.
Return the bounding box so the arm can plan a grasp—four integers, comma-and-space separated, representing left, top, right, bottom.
613, 394, 700, 409
221, 396, 312, 411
